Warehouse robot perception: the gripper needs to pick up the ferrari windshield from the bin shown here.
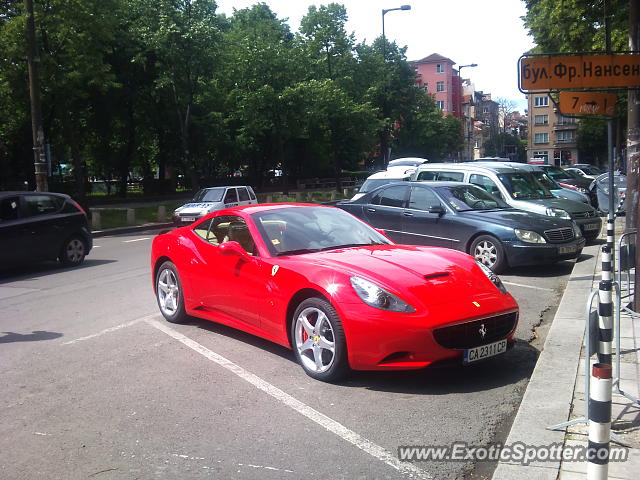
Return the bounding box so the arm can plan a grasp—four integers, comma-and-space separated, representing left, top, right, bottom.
497, 172, 554, 200
251, 206, 391, 256
434, 184, 510, 211
193, 187, 225, 202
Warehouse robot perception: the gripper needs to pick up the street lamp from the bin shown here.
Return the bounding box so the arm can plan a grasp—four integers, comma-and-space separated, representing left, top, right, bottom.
382, 5, 411, 62
381, 5, 411, 166
457, 63, 477, 161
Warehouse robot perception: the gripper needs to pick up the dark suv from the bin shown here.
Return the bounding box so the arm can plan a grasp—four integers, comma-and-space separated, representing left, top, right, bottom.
0, 192, 93, 267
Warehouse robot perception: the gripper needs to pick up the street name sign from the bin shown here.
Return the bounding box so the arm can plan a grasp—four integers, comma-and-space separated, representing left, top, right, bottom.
519, 54, 640, 91
558, 91, 617, 115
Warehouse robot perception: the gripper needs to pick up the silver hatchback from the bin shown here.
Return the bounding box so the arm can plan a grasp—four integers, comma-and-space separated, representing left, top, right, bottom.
173, 186, 258, 225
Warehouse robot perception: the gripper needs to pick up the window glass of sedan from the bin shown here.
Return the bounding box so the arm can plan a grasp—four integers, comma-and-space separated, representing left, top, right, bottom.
435, 185, 508, 211
408, 187, 441, 210
371, 185, 408, 207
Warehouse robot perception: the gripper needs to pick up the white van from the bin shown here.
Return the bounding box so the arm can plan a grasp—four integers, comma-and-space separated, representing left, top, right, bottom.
350, 170, 412, 201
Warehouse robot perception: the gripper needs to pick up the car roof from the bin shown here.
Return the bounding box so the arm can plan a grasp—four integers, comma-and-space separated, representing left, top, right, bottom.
201, 185, 252, 190
365, 169, 411, 179
414, 162, 524, 174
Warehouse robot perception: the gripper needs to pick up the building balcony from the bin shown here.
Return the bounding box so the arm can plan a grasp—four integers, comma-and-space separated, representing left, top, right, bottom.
553, 141, 577, 148
553, 122, 578, 130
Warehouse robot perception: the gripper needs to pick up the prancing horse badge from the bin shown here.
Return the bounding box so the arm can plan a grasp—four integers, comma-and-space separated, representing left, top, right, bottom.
271, 265, 279, 276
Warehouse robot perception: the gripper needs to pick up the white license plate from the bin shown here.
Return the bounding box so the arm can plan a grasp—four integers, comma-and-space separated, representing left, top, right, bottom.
583, 222, 600, 231
181, 217, 196, 222
464, 339, 507, 364
558, 245, 577, 255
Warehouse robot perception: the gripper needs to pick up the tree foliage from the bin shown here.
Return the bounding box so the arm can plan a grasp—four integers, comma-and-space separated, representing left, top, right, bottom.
0, 0, 466, 194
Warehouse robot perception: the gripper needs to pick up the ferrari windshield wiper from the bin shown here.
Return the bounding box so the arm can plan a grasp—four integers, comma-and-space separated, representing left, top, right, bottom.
318, 243, 370, 251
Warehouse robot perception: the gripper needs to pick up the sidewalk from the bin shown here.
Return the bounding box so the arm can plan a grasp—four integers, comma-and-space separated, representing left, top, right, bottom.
493, 218, 640, 479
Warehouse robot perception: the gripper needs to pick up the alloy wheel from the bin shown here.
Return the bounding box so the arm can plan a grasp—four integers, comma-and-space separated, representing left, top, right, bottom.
157, 268, 180, 316
294, 307, 336, 373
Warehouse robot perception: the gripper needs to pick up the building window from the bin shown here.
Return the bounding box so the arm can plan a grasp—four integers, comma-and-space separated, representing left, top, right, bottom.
423, 83, 429, 92
534, 96, 549, 107
436, 81, 445, 92
557, 131, 574, 142
436, 63, 444, 73
436, 100, 445, 110
532, 151, 549, 163
534, 114, 549, 125
557, 115, 577, 125
534, 132, 549, 143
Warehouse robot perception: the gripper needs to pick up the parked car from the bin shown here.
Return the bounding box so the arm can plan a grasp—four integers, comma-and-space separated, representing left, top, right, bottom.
572, 164, 603, 176
473, 161, 590, 204
152, 203, 519, 381
387, 157, 428, 168
537, 164, 596, 205
592, 172, 627, 214
173, 185, 257, 225
0, 191, 92, 267
337, 182, 585, 273
410, 162, 602, 241
350, 169, 411, 201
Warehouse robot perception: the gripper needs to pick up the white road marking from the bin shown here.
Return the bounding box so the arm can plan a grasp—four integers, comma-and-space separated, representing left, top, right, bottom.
502, 281, 554, 292
146, 318, 431, 480
62, 314, 157, 345
123, 237, 150, 243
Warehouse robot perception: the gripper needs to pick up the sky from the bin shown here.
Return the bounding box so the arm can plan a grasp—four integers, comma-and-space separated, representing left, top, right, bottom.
216, 0, 537, 112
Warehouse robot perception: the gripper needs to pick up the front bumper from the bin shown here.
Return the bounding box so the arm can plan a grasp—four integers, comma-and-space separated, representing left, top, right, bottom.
334, 295, 519, 371
572, 216, 602, 239
503, 236, 586, 268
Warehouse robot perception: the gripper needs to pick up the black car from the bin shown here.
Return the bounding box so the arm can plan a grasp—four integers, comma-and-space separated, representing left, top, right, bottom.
337, 182, 585, 273
0, 191, 92, 267
539, 165, 596, 205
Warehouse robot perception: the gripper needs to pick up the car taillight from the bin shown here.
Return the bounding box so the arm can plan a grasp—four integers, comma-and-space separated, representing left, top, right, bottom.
70, 199, 88, 218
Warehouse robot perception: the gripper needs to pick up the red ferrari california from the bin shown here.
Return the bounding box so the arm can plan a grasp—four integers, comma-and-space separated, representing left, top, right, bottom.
151, 203, 518, 382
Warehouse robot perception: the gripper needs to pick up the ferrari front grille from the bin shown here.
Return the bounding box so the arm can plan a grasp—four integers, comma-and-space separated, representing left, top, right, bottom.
433, 312, 517, 350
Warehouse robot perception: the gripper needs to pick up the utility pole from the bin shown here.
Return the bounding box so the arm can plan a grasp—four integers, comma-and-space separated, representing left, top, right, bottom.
627, 0, 640, 309
24, 0, 48, 192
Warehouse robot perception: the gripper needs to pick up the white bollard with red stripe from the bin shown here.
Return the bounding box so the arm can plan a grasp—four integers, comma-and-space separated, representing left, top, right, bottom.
587, 363, 612, 479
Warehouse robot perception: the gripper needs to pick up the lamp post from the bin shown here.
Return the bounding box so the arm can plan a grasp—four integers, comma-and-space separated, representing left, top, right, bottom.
457, 63, 477, 161
381, 4, 411, 166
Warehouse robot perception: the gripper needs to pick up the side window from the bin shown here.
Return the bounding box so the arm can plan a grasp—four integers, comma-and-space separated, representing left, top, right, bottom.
23, 195, 63, 217
193, 218, 214, 243
0, 196, 20, 221
220, 215, 255, 255
408, 187, 440, 211
374, 185, 408, 208
416, 171, 439, 181
224, 188, 238, 204
247, 187, 256, 200
469, 174, 502, 197
437, 171, 464, 182
238, 187, 250, 202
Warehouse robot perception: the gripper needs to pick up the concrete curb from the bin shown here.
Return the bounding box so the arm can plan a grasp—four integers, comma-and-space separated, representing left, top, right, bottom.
492, 240, 602, 479
92, 222, 174, 238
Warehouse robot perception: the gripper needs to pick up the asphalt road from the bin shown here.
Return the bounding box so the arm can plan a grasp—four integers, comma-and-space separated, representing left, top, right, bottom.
0, 231, 584, 480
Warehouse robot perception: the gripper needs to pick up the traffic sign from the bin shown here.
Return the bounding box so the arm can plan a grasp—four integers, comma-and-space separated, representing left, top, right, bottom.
558, 91, 617, 115
519, 54, 640, 91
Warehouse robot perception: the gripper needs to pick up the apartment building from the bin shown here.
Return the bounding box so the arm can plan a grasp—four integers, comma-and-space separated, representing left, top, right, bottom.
527, 93, 579, 165
412, 53, 461, 117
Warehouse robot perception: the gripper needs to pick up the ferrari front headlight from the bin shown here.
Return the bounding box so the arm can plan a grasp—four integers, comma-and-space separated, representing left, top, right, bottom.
476, 261, 508, 294
350, 276, 415, 313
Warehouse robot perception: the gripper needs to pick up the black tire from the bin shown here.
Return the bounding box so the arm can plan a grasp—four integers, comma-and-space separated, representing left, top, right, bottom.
59, 235, 87, 267
291, 297, 349, 382
470, 235, 507, 273
156, 261, 188, 324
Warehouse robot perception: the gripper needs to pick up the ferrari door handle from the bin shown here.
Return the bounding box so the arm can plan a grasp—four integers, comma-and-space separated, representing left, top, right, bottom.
403, 211, 413, 217
366, 208, 376, 213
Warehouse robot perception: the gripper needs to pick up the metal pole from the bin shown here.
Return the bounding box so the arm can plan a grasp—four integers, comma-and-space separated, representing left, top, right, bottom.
24, 0, 48, 192
607, 119, 615, 271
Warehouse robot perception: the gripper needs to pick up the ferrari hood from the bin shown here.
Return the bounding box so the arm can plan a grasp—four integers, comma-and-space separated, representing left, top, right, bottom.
300, 245, 505, 309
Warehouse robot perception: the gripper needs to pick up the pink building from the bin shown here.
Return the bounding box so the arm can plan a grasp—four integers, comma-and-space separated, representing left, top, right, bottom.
412, 53, 462, 118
